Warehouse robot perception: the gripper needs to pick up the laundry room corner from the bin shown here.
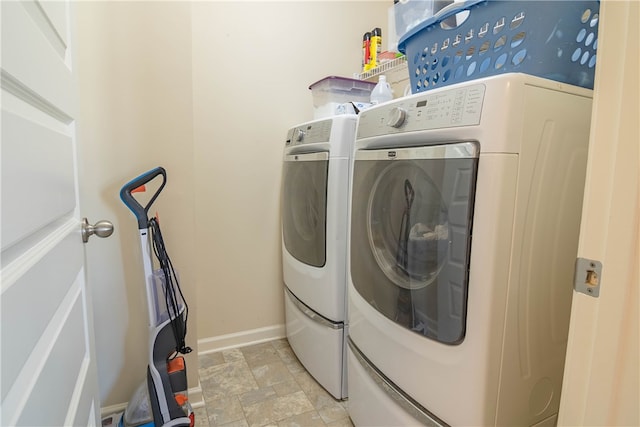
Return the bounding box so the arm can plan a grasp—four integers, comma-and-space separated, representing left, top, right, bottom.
7, 0, 638, 423
75, 0, 199, 411
75, 0, 391, 416
190, 1, 389, 350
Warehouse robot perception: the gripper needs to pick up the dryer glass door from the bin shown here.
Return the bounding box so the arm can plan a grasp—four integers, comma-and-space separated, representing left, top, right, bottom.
350, 142, 478, 344
282, 151, 329, 267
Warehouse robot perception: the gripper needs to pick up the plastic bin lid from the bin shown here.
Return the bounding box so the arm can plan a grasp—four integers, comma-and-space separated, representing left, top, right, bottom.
398, 0, 485, 53
309, 75, 376, 90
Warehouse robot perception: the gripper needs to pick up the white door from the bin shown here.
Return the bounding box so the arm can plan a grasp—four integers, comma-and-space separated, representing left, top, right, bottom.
1, 1, 103, 425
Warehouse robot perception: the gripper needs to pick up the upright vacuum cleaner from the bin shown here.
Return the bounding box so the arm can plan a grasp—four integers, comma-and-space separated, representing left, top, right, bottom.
104, 167, 194, 427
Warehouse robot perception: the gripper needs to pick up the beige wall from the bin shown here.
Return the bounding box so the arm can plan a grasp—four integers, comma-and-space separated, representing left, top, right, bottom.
76, 0, 388, 409
76, 1, 198, 408
191, 1, 389, 341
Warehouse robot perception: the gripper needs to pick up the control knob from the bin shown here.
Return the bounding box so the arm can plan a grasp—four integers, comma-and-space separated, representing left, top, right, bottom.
295, 129, 305, 142
387, 107, 407, 128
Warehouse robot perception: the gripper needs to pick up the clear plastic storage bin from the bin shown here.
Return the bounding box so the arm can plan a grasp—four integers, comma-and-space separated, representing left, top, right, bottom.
394, 0, 436, 42
309, 76, 376, 118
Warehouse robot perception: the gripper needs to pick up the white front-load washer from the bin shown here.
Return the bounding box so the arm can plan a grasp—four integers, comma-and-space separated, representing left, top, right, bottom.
281, 115, 357, 400
347, 74, 593, 426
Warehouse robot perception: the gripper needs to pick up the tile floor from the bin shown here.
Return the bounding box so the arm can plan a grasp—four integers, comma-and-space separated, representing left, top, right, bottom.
193, 339, 354, 427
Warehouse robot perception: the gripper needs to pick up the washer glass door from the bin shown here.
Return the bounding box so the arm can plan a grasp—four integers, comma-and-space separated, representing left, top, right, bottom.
350, 142, 478, 344
282, 151, 329, 267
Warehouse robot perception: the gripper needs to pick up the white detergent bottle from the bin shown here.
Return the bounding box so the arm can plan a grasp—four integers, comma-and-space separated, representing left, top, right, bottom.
370, 75, 393, 105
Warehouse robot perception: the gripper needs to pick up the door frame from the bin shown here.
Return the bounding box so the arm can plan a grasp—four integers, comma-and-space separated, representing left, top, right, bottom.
558, 1, 639, 425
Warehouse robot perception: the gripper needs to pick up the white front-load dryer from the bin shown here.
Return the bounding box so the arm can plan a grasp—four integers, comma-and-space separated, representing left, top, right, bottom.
281, 115, 357, 400
347, 74, 593, 426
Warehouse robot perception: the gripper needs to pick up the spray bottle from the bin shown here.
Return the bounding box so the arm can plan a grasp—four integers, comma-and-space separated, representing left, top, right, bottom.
362, 32, 372, 72
369, 27, 382, 70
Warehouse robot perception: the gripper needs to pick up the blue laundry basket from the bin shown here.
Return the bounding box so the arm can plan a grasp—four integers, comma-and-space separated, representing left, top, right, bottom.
398, 0, 600, 93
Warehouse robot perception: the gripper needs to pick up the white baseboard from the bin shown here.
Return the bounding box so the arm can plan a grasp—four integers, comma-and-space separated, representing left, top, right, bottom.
100, 402, 127, 419
197, 324, 286, 355
187, 382, 204, 409
100, 383, 204, 418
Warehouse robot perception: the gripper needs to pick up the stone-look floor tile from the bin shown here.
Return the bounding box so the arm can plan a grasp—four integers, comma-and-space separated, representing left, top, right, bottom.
206, 396, 245, 426
293, 371, 336, 410
200, 356, 245, 382
271, 379, 302, 397
241, 342, 281, 368
200, 352, 226, 370
279, 348, 307, 375
198, 339, 351, 427
251, 360, 296, 388
239, 386, 277, 407
277, 410, 325, 427
218, 419, 250, 427
243, 391, 315, 427
270, 339, 290, 351
222, 348, 245, 363
292, 371, 322, 392
193, 406, 210, 427
275, 346, 301, 367
284, 359, 307, 375
201, 360, 259, 401
318, 401, 349, 424
325, 416, 355, 427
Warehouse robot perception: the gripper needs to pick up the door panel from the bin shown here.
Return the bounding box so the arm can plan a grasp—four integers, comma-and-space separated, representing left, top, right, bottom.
1, 1, 100, 425
1, 2, 74, 114
16, 290, 86, 426
1, 233, 82, 397
1, 110, 76, 248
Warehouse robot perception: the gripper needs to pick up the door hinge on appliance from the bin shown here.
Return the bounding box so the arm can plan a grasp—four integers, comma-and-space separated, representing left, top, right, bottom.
574, 257, 603, 298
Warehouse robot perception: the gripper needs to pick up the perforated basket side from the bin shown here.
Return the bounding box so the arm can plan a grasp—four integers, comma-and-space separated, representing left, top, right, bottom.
399, 0, 600, 93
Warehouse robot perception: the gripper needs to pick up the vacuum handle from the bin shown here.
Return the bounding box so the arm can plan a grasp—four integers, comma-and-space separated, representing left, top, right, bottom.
120, 167, 167, 229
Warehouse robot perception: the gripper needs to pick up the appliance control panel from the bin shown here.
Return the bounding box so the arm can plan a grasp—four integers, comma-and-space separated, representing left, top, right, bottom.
357, 83, 486, 139
286, 119, 333, 146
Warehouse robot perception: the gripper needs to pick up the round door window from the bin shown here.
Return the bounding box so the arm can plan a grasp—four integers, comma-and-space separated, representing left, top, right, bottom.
367, 162, 450, 289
